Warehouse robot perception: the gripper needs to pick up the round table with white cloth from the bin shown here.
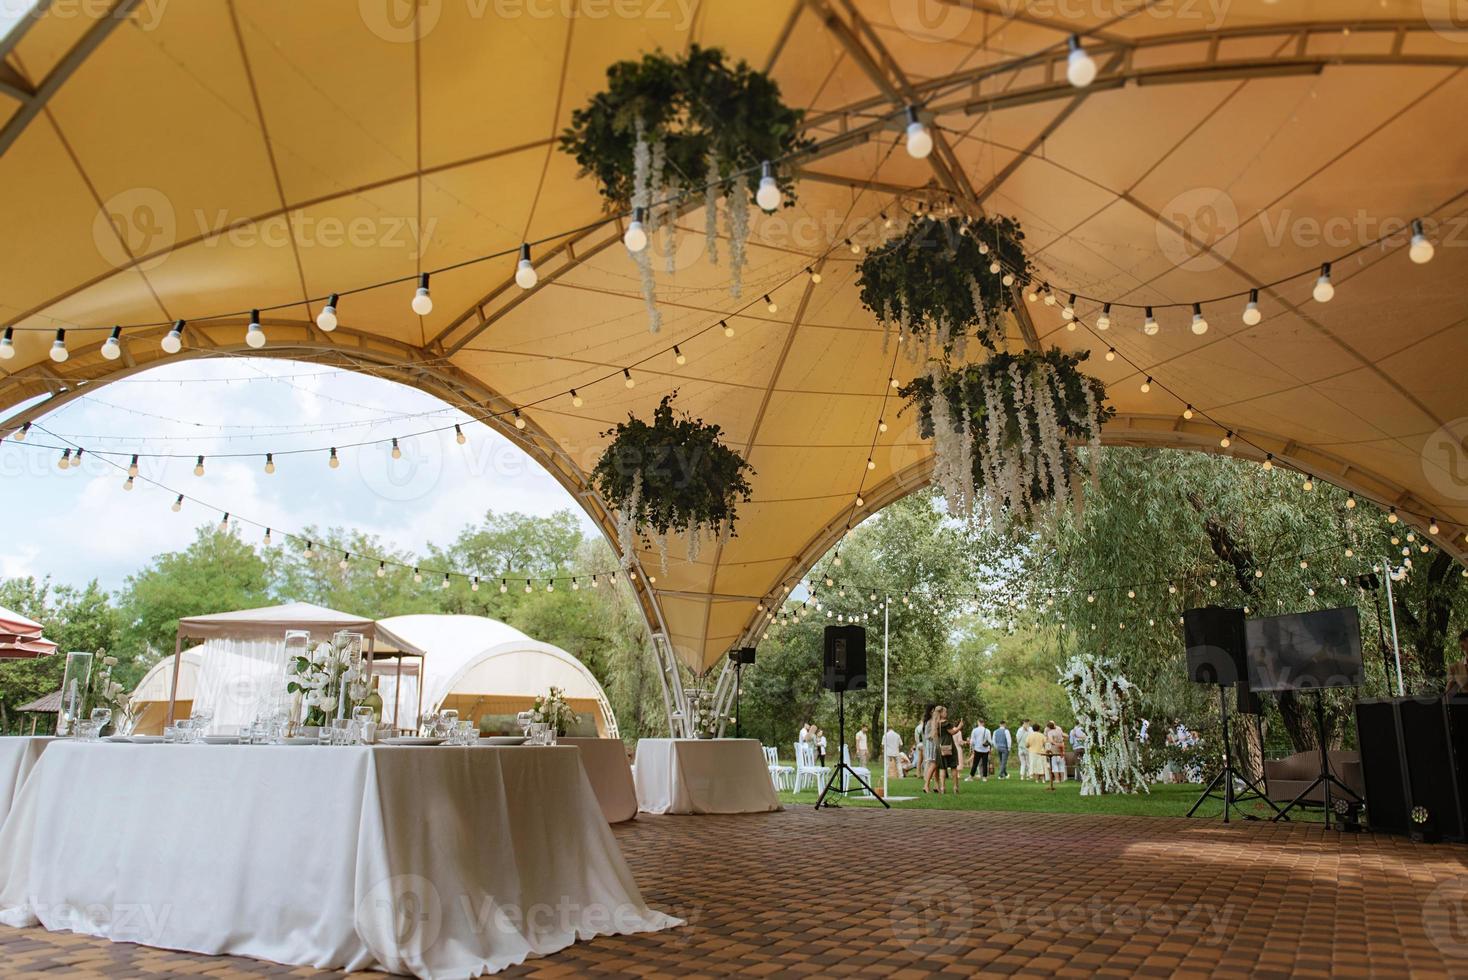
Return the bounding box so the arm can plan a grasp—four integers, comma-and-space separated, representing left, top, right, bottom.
633, 738, 782, 815
0, 742, 680, 976
559, 737, 637, 823
0, 736, 53, 827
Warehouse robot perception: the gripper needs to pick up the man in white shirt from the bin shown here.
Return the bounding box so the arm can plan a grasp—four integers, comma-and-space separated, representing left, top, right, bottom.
1015, 721, 1033, 778
883, 726, 902, 778
855, 724, 870, 766
967, 719, 993, 781
1069, 723, 1087, 773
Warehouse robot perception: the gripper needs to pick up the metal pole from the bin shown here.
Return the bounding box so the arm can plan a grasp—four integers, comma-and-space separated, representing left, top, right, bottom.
1381, 558, 1405, 696
883, 597, 890, 798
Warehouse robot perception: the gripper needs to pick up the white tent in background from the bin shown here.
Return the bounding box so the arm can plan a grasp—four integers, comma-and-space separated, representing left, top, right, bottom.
379, 614, 618, 738
129, 650, 204, 735
171, 602, 427, 735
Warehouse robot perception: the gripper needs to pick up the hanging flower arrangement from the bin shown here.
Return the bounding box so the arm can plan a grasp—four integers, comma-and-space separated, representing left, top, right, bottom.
591, 393, 754, 572
559, 45, 813, 331
857, 214, 1033, 359
899, 348, 1112, 523
1058, 653, 1150, 796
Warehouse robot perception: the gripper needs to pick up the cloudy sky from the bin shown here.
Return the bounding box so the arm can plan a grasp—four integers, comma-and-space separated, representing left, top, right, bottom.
0, 357, 590, 590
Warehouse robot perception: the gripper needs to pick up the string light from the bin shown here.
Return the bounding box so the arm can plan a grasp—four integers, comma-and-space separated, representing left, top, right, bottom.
304, 541, 315, 558
878, 419, 888, 433
515, 244, 538, 289
904, 105, 933, 159
101, 326, 122, 360
755, 161, 781, 211
500, 579, 509, 593
411, 273, 434, 315
1105, 347, 1116, 362
673, 345, 686, 366
193, 455, 205, 477
1262, 454, 1274, 471
161, 320, 184, 354
390, 438, 402, 459
623, 208, 648, 252
1430, 518, 1441, 535
1219, 431, 1232, 448
471, 575, 480, 592
1345, 495, 1356, 509
0, 327, 12, 360
1140, 376, 1152, 393
570, 389, 583, 408
263, 528, 271, 546
413, 567, 423, 583
57, 449, 70, 470
513, 410, 526, 430
1143, 307, 1158, 336
807, 267, 821, 285
245, 309, 266, 349
377, 561, 386, 578
764, 294, 778, 313
1062, 294, 1076, 321
1190, 303, 1208, 335
171, 494, 183, 512
722, 320, 734, 338
847, 239, 861, 255
441, 572, 451, 589
219, 513, 230, 533
328, 447, 340, 469
317, 293, 339, 331
1182, 405, 1194, 420
455, 424, 466, 445
49, 329, 68, 363
623, 368, 635, 389
1388, 508, 1398, 524
264, 453, 275, 474
339, 552, 350, 570
1312, 263, 1334, 302
127, 454, 139, 477
1096, 304, 1111, 330
1302, 475, 1315, 491
1409, 219, 1434, 264
1242, 288, 1262, 325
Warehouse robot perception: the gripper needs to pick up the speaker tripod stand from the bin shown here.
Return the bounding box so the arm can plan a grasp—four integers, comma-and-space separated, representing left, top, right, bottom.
815, 690, 890, 810
1187, 683, 1283, 823
1273, 689, 1361, 829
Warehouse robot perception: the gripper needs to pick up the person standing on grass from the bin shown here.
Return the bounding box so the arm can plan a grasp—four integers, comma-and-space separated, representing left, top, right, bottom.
992, 721, 1012, 779
856, 724, 870, 767
917, 705, 934, 786
816, 728, 828, 767
1024, 723, 1048, 785
1045, 721, 1067, 791
927, 705, 959, 795
883, 725, 901, 778
1069, 721, 1087, 774
967, 718, 992, 782
1015, 720, 1033, 778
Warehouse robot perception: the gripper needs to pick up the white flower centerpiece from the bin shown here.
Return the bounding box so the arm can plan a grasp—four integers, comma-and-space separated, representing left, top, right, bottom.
286, 631, 369, 730
531, 686, 579, 739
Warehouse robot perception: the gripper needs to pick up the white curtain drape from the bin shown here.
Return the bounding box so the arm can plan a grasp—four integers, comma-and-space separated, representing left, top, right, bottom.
375, 669, 419, 730
192, 639, 291, 734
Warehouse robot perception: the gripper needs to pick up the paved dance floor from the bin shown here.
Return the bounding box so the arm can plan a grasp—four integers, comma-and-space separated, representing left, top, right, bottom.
3, 805, 1467, 976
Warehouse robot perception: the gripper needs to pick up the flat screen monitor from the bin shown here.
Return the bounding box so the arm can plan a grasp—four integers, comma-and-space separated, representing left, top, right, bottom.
1244, 606, 1363, 692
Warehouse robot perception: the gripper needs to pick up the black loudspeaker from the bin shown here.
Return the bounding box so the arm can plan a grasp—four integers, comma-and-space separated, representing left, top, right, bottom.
822, 625, 867, 692
1354, 698, 1410, 836
729, 646, 756, 665
1184, 606, 1247, 686
1398, 698, 1465, 842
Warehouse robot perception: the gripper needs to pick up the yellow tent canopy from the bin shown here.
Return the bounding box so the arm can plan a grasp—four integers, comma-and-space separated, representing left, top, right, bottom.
1, 2, 1464, 669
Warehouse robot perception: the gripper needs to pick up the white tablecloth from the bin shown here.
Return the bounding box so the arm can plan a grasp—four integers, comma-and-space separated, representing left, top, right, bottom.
0, 737, 52, 826
633, 739, 781, 815
0, 743, 679, 977
560, 738, 638, 824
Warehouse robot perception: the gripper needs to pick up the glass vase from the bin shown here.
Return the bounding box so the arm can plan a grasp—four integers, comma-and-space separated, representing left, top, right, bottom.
57, 651, 94, 737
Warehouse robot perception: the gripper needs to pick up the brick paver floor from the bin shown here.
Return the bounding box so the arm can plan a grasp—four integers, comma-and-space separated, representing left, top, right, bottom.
3, 806, 1467, 977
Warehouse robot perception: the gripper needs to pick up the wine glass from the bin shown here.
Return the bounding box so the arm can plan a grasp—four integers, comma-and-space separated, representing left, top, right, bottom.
438, 709, 459, 739
418, 711, 439, 739
89, 707, 113, 739
515, 711, 534, 739
352, 706, 375, 745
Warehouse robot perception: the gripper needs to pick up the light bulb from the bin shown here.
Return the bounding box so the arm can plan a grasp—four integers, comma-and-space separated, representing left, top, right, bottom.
1220, 432, 1232, 448
1303, 477, 1314, 491
1312, 263, 1334, 302
1182, 405, 1194, 420
58, 449, 70, 470
128, 454, 139, 477
339, 553, 350, 570
1346, 495, 1356, 508
49, 329, 68, 363
570, 389, 583, 407
245, 309, 266, 348
1105, 348, 1116, 361
623, 209, 648, 252
1190, 303, 1208, 335
856, 495, 865, 507
755, 161, 781, 211
412, 273, 434, 315
264, 453, 275, 474
472, 577, 480, 591
1066, 34, 1097, 87
674, 345, 686, 366
1140, 376, 1152, 393
1043, 288, 1056, 307
1096, 304, 1111, 330
1409, 219, 1434, 264
171, 495, 183, 512
317, 293, 339, 331
867, 458, 876, 470
391, 438, 402, 460
1262, 455, 1274, 471
623, 368, 635, 389
904, 106, 933, 159
455, 424, 466, 445
263, 529, 271, 546
12, 422, 28, 441
989, 260, 1001, 275
515, 243, 538, 289
193, 455, 205, 477
1143, 307, 1158, 335
1002, 273, 1014, 286
1026, 286, 1038, 302
161, 321, 183, 354
722, 321, 734, 338
500, 581, 508, 593
378, 563, 386, 578
413, 568, 422, 583
513, 410, 526, 430
808, 267, 821, 284
1242, 288, 1262, 325
1388, 509, 1398, 524
878, 419, 888, 433
328, 447, 340, 469
101, 326, 121, 360
1430, 518, 1441, 535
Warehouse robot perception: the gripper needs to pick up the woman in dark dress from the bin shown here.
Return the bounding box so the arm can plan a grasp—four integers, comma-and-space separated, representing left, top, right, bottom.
930, 705, 960, 795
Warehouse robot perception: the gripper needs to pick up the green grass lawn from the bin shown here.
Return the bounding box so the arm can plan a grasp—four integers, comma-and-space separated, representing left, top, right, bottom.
777, 770, 1319, 822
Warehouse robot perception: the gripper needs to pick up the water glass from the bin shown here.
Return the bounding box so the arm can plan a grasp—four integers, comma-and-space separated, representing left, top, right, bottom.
418, 711, 439, 739
163, 722, 184, 744
332, 718, 353, 746
353, 706, 375, 745
75, 720, 98, 741
439, 709, 459, 737
455, 720, 476, 745
529, 721, 549, 746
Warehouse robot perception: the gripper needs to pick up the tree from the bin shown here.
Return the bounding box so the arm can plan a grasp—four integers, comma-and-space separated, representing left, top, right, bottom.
0, 577, 121, 733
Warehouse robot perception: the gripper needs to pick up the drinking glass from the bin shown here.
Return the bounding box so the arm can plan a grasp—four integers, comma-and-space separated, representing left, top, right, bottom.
163, 722, 184, 744
418, 711, 439, 739
439, 709, 459, 738
332, 718, 353, 746
75, 720, 97, 741
317, 723, 333, 747
529, 721, 549, 746
516, 711, 534, 738
189, 708, 213, 741
90, 707, 113, 738
353, 706, 375, 745
456, 720, 475, 746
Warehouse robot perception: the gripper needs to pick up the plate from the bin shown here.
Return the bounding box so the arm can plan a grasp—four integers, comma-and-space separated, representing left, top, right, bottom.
203, 735, 239, 745
285, 736, 318, 745
106, 734, 132, 742
129, 735, 165, 744
481, 736, 528, 746
382, 736, 446, 746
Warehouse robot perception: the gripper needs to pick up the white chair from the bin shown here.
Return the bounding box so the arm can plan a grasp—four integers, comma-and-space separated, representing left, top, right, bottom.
793, 741, 829, 793
841, 744, 873, 797
764, 746, 793, 791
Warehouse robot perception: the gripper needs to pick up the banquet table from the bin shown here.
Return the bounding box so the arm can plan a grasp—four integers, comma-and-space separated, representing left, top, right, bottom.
633, 738, 782, 815
0, 742, 679, 977
559, 738, 638, 823
0, 736, 52, 825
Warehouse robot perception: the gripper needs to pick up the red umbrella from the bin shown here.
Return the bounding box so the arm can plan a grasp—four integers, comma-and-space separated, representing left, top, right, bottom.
0, 606, 57, 659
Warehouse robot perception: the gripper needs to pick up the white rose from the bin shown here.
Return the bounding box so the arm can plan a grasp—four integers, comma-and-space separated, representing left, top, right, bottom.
320, 696, 337, 713
102, 656, 118, 667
